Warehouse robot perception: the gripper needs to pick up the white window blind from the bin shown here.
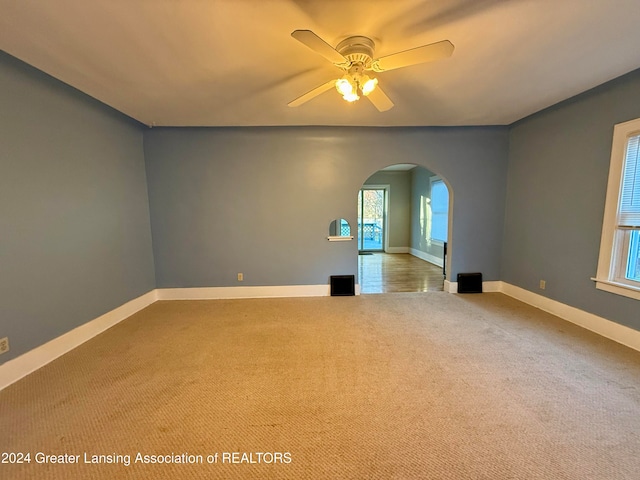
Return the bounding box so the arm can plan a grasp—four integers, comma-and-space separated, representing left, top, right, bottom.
619, 133, 640, 227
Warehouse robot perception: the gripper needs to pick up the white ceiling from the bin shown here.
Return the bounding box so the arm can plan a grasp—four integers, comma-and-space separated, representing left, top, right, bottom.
1, 0, 639, 127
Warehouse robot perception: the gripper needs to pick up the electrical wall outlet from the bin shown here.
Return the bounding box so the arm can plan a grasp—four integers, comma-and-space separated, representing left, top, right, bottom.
539, 280, 546, 290
0, 337, 9, 355
237, 273, 244, 282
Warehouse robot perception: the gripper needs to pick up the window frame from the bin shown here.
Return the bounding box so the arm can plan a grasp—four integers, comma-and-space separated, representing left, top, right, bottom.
594, 118, 640, 300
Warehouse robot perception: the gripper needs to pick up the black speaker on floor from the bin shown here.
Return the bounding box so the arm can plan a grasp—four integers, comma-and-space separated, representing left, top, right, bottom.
457, 272, 482, 293
330, 275, 355, 296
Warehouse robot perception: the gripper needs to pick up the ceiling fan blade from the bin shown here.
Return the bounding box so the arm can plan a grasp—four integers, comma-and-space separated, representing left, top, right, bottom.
373, 40, 454, 72
366, 85, 394, 112
291, 30, 348, 65
288, 79, 337, 107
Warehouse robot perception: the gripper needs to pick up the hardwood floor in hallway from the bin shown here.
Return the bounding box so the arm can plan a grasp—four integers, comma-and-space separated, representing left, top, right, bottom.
358, 253, 444, 293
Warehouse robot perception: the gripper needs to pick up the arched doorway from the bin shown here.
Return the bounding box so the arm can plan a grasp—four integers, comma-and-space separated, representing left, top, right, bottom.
357, 163, 451, 293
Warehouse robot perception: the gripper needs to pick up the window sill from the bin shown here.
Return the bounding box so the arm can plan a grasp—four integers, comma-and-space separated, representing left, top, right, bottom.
592, 278, 640, 301
328, 236, 353, 242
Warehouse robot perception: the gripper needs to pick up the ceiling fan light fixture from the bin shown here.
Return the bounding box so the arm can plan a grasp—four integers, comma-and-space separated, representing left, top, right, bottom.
361, 76, 378, 96
343, 91, 360, 103
336, 75, 360, 102
336, 77, 353, 96
290, 30, 454, 111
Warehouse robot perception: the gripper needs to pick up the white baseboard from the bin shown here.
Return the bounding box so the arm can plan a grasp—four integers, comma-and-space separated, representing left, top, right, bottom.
385, 247, 410, 254
0, 290, 158, 391
500, 282, 640, 353
444, 280, 501, 293
156, 284, 357, 300
409, 248, 443, 268
482, 281, 503, 292
444, 280, 456, 293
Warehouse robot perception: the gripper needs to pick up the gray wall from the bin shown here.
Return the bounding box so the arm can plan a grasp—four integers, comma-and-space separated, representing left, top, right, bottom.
363, 170, 412, 249
144, 126, 508, 287
503, 68, 640, 331
410, 166, 446, 262
0, 52, 156, 363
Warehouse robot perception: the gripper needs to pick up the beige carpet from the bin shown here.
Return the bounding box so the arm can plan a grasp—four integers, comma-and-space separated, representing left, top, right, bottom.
1, 293, 639, 479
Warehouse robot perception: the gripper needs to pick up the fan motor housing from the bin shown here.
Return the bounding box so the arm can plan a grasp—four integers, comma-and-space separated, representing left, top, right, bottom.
336, 36, 375, 68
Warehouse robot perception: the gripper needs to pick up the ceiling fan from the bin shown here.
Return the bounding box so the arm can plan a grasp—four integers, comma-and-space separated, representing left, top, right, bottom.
288, 30, 454, 112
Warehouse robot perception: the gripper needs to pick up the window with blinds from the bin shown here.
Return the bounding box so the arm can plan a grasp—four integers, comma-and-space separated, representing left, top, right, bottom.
619, 134, 640, 283
595, 119, 640, 299
619, 134, 640, 227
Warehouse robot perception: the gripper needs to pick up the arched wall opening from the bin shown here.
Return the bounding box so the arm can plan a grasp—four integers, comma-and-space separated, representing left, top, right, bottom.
356, 162, 453, 293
